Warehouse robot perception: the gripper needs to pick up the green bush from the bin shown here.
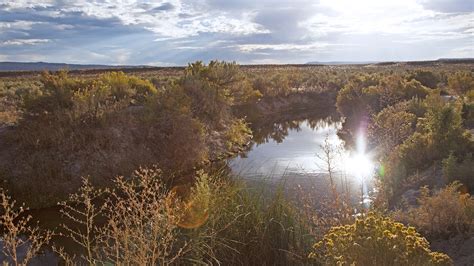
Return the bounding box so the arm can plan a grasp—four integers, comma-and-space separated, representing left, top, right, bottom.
309, 212, 453, 265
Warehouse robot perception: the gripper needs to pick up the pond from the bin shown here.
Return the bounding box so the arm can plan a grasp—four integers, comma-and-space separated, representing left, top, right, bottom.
229, 118, 343, 177
228, 115, 376, 206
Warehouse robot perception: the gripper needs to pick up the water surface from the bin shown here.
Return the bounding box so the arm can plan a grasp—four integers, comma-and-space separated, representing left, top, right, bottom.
229, 118, 344, 178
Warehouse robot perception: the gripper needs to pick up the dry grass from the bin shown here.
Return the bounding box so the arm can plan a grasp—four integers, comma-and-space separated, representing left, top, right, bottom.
0, 189, 52, 265
393, 182, 474, 237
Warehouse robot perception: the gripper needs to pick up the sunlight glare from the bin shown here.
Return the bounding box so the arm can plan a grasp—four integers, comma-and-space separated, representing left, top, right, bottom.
347, 132, 374, 181
348, 153, 373, 179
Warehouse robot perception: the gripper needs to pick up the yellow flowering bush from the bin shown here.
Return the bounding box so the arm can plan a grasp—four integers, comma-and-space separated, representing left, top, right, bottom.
309, 212, 452, 265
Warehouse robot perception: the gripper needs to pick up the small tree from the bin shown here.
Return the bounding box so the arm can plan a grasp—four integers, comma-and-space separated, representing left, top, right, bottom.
316, 134, 341, 206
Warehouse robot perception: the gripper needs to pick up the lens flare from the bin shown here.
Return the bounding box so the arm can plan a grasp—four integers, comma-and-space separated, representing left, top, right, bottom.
166, 184, 209, 229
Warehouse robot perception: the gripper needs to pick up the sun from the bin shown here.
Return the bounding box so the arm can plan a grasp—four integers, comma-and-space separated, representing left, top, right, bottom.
347, 153, 374, 180
345, 133, 374, 181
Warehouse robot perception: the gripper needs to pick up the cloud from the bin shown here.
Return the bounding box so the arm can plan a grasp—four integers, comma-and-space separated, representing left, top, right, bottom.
150, 2, 175, 12
1, 39, 50, 46
0, 0, 472, 64
418, 0, 474, 13
236, 43, 335, 53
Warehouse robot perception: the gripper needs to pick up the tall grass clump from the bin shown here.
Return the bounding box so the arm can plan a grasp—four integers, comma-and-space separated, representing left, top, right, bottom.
179, 171, 314, 265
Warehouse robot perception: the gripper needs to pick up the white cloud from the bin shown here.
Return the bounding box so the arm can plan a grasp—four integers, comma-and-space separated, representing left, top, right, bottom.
0, 20, 72, 32
0, 20, 41, 31
0, 0, 55, 10
0, 0, 472, 64
20, 0, 268, 39
300, 0, 473, 46
236, 43, 336, 52
0, 39, 50, 46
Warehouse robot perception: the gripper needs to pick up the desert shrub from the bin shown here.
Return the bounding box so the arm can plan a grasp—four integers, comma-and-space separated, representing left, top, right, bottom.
252, 75, 272, 96
336, 74, 379, 118
369, 104, 417, 152
23, 71, 84, 114
146, 112, 208, 171
181, 61, 260, 124
24, 71, 155, 122
144, 85, 208, 171
394, 101, 471, 175
0, 97, 20, 126
100, 168, 186, 265
0, 79, 42, 125
466, 89, 474, 102
270, 73, 291, 96
442, 153, 474, 192
309, 212, 452, 265
396, 132, 434, 173
0, 79, 42, 100
402, 78, 431, 99
461, 101, 474, 128
426, 103, 468, 157
393, 182, 474, 237
337, 74, 429, 122
57, 168, 188, 265
378, 95, 472, 205
0, 188, 52, 265
57, 178, 107, 264
448, 71, 474, 96
409, 70, 440, 89
224, 118, 252, 150
100, 71, 157, 103
405, 96, 427, 117
17, 73, 130, 150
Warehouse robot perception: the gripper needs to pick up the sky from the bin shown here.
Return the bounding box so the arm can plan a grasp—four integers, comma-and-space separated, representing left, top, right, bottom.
0, 0, 473, 65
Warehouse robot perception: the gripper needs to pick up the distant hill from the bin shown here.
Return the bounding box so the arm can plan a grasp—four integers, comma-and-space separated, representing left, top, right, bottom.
2, 58, 473, 72
0, 62, 150, 71
306, 58, 474, 65
306, 61, 377, 65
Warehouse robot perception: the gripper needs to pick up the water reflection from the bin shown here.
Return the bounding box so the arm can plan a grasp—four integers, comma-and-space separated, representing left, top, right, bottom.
229, 117, 344, 177
229, 115, 376, 206
250, 116, 338, 145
